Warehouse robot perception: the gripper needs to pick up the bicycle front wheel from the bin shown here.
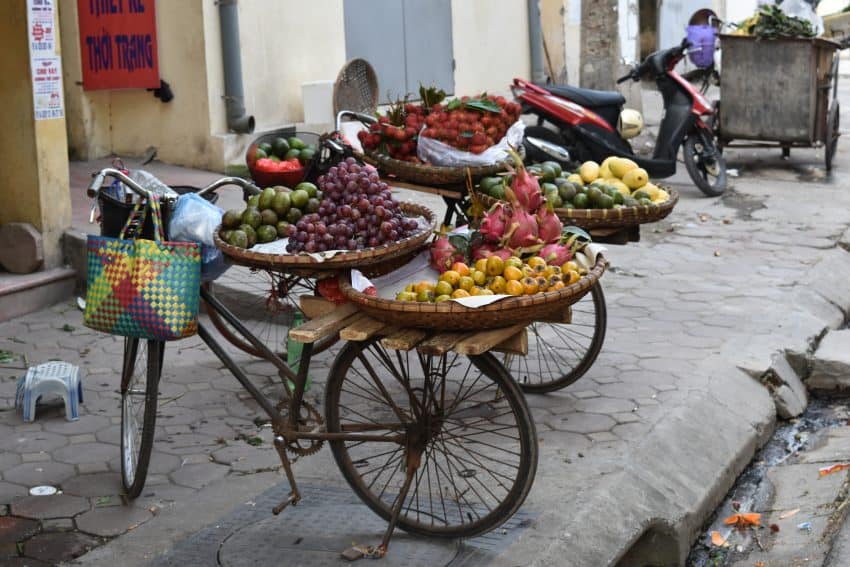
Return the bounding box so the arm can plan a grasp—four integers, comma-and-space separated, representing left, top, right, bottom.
325, 338, 538, 538
508, 284, 607, 394
120, 338, 162, 499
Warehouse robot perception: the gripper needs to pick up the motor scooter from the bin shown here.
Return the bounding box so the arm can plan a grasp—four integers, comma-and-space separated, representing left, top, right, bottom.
513, 38, 727, 196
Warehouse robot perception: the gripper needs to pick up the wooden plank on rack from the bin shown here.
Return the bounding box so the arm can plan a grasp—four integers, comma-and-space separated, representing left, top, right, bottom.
492, 328, 528, 355
537, 306, 572, 325
289, 303, 361, 343
453, 324, 527, 356
340, 316, 389, 342
381, 328, 428, 351
417, 332, 470, 356
299, 295, 337, 319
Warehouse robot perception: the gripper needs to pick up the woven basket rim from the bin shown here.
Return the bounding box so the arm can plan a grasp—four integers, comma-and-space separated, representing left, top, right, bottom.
473, 187, 679, 228
214, 202, 435, 271
357, 146, 524, 185
339, 254, 607, 325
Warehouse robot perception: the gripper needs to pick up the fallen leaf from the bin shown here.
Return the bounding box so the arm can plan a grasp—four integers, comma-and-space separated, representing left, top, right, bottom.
779, 508, 800, 520
710, 531, 728, 547
755, 562, 766, 567
819, 463, 850, 477
714, 250, 721, 257
723, 512, 761, 528
770, 524, 780, 532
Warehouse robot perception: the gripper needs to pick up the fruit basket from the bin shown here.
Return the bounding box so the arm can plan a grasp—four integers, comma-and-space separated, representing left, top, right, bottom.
340, 254, 607, 331
473, 187, 679, 229
358, 148, 522, 186
246, 132, 320, 188
213, 202, 436, 277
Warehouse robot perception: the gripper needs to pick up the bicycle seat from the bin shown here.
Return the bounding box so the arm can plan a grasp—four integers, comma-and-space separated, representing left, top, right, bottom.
538, 84, 625, 109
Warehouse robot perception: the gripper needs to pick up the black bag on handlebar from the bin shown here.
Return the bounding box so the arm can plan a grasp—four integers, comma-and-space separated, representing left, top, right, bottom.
98, 186, 218, 239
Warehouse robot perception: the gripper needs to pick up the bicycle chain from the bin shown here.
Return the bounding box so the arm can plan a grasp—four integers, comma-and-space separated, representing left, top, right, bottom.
276, 398, 325, 456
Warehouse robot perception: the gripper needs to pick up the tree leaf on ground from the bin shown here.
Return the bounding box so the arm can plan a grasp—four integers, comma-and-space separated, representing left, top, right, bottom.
819, 463, 850, 477
710, 531, 729, 547
723, 512, 761, 528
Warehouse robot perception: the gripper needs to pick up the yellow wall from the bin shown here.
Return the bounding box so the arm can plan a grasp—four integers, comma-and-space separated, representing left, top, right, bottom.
451, 0, 531, 95
0, 0, 71, 269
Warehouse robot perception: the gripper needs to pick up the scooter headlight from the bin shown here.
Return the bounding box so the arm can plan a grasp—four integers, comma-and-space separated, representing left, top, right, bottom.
617, 109, 644, 140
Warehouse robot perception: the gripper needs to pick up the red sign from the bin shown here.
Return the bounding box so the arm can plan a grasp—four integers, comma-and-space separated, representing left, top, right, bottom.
77, 0, 159, 90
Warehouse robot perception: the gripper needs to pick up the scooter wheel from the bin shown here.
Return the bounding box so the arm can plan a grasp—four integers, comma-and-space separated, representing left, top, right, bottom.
683, 129, 727, 197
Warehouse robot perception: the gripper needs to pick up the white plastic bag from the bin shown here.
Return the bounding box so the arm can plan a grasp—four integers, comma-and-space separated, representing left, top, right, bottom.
417, 121, 526, 167
779, 0, 823, 35
168, 193, 229, 281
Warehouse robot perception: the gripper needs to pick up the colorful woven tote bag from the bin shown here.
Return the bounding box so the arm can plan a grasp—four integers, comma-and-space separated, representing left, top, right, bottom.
84, 196, 202, 341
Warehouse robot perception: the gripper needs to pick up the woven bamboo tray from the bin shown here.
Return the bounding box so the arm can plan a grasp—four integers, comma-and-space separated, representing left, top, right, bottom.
340, 254, 607, 331
214, 203, 435, 277
473, 187, 679, 229
357, 147, 523, 186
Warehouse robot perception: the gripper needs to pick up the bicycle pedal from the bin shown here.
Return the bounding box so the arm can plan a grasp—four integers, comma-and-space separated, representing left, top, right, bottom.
272, 492, 299, 515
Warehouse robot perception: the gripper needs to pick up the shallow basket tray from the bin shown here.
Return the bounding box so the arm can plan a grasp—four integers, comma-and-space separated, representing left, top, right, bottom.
213, 202, 435, 277
340, 254, 608, 331
473, 187, 679, 229
357, 147, 523, 186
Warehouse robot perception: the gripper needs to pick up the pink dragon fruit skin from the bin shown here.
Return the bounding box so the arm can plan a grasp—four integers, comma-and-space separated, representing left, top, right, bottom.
504, 207, 541, 250
507, 148, 544, 213
479, 202, 508, 243
537, 203, 564, 244
540, 243, 573, 266
429, 236, 464, 273
472, 243, 514, 261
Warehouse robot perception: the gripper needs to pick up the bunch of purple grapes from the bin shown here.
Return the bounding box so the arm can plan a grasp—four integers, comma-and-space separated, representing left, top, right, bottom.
285, 157, 419, 254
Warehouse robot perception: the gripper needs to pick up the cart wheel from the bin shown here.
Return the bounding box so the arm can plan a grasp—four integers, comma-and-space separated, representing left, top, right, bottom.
120, 338, 162, 499
826, 101, 840, 171
683, 127, 727, 197
325, 338, 538, 538
506, 283, 606, 394
204, 267, 337, 358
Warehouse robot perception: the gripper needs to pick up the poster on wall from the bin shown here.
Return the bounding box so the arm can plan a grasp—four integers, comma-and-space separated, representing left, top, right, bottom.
76, 0, 160, 90
28, 0, 64, 120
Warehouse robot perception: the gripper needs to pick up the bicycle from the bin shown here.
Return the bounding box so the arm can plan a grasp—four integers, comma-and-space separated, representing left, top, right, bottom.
87, 168, 539, 554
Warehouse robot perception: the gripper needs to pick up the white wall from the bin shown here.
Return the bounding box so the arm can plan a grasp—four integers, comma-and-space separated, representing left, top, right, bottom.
619, 0, 640, 63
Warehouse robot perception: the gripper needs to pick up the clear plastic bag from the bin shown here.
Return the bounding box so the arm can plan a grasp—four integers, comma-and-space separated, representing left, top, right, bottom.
417, 121, 526, 167
168, 193, 229, 281
779, 0, 823, 35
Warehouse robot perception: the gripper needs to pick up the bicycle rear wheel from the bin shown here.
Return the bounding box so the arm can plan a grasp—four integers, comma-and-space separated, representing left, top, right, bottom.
325, 338, 538, 538
508, 284, 607, 393
120, 338, 162, 498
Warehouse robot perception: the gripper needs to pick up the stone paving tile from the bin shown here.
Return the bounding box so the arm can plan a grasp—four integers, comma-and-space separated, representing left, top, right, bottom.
61, 473, 122, 498
42, 414, 111, 436
169, 462, 229, 489
0, 431, 68, 454
568, 397, 637, 415
75, 505, 153, 537
546, 413, 617, 434
3, 461, 76, 487
11, 494, 89, 520
53, 443, 117, 465
1, 556, 52, 566
0, 482, 27, 505
23, 530, 101, 562
0, 516, 39, 543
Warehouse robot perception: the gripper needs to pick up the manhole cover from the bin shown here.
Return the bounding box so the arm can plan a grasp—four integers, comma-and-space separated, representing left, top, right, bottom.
218, 505, 458, 566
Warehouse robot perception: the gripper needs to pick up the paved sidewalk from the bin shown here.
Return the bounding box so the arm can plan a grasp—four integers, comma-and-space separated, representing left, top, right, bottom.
0, 87, 849, 565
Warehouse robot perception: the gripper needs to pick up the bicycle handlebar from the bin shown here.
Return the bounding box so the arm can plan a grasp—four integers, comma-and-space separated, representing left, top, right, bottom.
335, 110, 377, 131
87, 168, 261, 199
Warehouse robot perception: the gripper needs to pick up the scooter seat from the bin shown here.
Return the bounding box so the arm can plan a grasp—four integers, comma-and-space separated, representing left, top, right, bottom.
538, 84, 625, 109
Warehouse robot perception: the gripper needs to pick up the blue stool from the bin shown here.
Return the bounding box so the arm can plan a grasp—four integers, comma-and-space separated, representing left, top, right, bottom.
15, 362, 83, 422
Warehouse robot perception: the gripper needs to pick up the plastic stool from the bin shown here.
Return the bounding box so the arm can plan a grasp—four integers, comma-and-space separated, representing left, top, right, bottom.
14, 362, 83, 422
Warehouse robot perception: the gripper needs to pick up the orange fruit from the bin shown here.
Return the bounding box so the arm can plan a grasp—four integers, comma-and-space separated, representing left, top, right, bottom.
565, 270, 580, 285
488, 275, 507, 294
549, 281, 565, 291
404, 283, 415, 292
416, 289, 435, 302
503, 266, 523, 281
435, 294, 452, 302
521, 265, 535, 278
458, 276, 474, 291
561, 261, 578, 274
548, 265, 562, 276
486, 256, 505, 277
472, 270, 487, 286
439, 270, 460, 287
469, 286, 482, 296
533, 264, 547, 276
521, 276, 539, 295
527, 256, 546, 269
414, 281, 435, 295
505, 280, 523, 296
505, 256, 523, 269
474, 258, 488, 273
435, 280, 454, 297
478, 289, 494, 296
536, 277, 549, 292
451, 262, 471, 277
548, 275, 563, 288
451, 288, 471, 299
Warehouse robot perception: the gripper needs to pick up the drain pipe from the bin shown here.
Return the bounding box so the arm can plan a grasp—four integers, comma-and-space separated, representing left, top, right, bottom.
527, 0, 546, 83
219, 0, 255, 133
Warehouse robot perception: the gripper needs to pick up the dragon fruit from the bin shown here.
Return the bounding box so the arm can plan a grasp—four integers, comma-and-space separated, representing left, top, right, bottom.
540, 242, 573, 266
429, 236, 464, 273
537, 202, 564, 244
472, 243, 514, 261
506, 148, 544, 213
503, 207, 541, 250
479, 202, 509, 243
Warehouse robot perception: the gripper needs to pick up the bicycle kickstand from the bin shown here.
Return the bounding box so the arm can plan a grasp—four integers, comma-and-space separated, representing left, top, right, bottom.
375, 445, 422, 557
272, 435, 301, 515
